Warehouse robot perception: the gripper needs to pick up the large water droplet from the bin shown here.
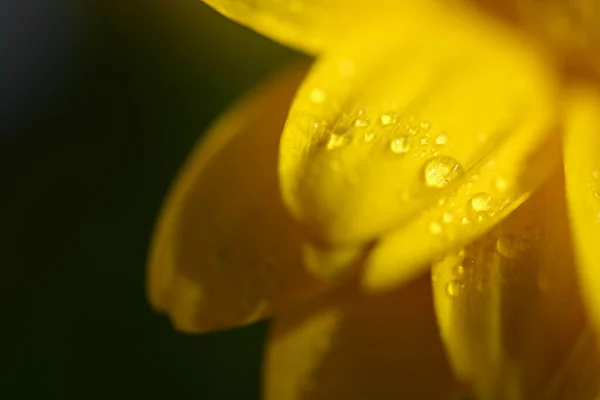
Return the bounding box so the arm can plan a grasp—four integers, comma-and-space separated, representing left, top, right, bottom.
389, 136, 412, 154
423, 156, 464, 188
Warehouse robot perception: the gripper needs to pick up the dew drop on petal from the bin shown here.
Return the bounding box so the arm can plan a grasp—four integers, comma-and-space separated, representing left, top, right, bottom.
446, 280, 464, 298
423, 156, 464, 188
363, 131, 375, 142
389, 136, 412, 154
354, 110, 370, 127
590, 170, 600, 198
496, 234, 520, 258
326, 133, 349, 150
435, 133, 448, 145
379, 112, 396, 126
470, 192, 493, 212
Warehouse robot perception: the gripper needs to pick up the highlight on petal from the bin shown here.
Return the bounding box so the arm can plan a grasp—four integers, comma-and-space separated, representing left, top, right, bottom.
264, 274, 467, 400
147, 64, 328, 333
431, 172, 587, 400
563, 84, 600, 339
202, 0, 436, 54
277, 4, 560, 284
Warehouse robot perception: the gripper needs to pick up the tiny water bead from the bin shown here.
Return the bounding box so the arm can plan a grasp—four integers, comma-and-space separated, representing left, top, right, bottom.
470, 192, 493, 212
591, 170, 600, 198
423, 156, 464, 188
446, 280, 464, 298
379, 112, 397, 126
354, 110, 370, 127
435, 133, 448, 145
389, 136, 412, 154
326, 133, 349, 150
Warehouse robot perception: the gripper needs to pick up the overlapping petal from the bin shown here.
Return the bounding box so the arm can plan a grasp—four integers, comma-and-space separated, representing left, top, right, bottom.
202, 0, 435, 54
564, 85, 600, 339
278, 5, 560, 285
147, 64, 329, 332
264, 274, 466, 400
511, 0, 600, 75
431, 172, 587, 400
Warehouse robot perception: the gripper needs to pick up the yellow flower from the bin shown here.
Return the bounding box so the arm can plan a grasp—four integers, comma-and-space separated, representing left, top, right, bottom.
147, 1, 600, 399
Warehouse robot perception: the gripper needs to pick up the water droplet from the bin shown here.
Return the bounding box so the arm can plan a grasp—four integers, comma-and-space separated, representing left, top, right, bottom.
446, 280, 464, 297
420, 121, 431, 131
363, 131, 375, 142
390, 136, 412, 154
470, 193, 492, 212
590, 170, 600, 198
326, 134, 349, 150
435, 134, 448, 145
496, 234, 521, 258
442, 211, 455, 223
354, 110, 370, 127
423, 156, 464, 188
452, 264, 465, 276
379, 113, 396, 126
310, 88, 326, 103
429, 221, 443, 235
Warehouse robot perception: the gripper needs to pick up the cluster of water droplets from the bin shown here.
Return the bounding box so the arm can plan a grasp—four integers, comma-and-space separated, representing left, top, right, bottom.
313, 104, 464, 184
435, 226, 538, 300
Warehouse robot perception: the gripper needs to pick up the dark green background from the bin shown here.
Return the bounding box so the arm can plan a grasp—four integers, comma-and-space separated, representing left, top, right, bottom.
3, 2, 303, 398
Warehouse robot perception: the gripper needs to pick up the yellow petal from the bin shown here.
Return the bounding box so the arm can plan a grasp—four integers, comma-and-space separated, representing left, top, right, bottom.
147, 64, 328, 333
202, 0, 434, 54
264, 274, 466, 400
510, 0, 600, 75
543, 326, 600, 400
563, 84, 600, 339
278, 5, 559, 282
431, 172, 587, 400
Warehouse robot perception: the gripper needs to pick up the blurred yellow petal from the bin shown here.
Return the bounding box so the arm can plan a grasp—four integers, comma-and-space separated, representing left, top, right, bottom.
564, 85, 600, 338
147, 64, 329, 333
264, 274, 466, 400
544, 327, 600, 400
202, 0, 434, 54
432, 172, 587, 400
278, 6, 559, 283
511, 0, 600, 75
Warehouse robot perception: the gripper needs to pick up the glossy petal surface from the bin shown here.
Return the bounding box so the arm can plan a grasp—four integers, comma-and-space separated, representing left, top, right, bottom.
147, 64, 328, 332
432, 173, 587, 400
264, 274, 465, 400
278, 6, 559, 282
202, 0, 434, 53
564, 85, 600, 338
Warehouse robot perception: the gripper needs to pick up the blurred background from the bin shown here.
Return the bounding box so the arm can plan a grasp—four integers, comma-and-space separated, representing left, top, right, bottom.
2, 1, 304, 398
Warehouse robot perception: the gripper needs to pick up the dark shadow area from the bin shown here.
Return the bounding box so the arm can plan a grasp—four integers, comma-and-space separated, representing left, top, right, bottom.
2, 1, 298, 398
